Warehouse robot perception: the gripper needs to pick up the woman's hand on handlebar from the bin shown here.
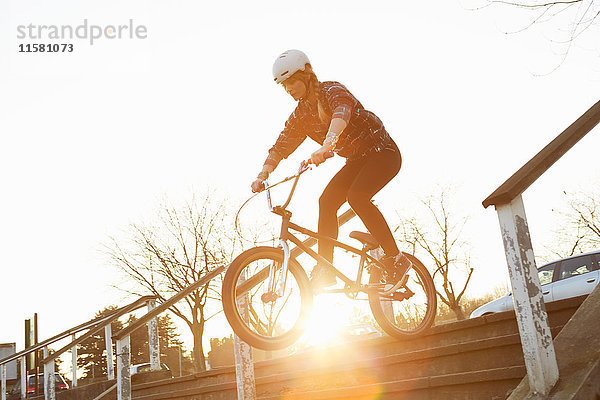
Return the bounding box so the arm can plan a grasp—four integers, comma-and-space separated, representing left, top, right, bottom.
308, 146, 334, 166
252, 149, 334, 193
251, 179, 265, 193
251, 167, 273, 193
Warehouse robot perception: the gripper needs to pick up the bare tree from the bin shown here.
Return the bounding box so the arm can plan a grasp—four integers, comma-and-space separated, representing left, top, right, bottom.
104, 189, 241, 372
395, 187, 475, 321
544, 185, 600, 259
475, 0, 599, 69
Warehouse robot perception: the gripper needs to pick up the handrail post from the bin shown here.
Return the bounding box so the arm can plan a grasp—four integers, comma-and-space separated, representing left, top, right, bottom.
1, 363, 6, 400
496, 195, 558, 395
104, 325, 114, 380
20, 356, 26, 399
177, 345, 182, 377
233, 270, 256, 400
43, 346, 55, 400
146, 300, 160, 371
116, 336, 131, 400
71, 334, 77, 387
43, 360, 55, 400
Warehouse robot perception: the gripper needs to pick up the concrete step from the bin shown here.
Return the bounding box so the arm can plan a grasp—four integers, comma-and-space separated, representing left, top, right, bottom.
130, 330, 548, 400
262, 330, 575, 396
132, 366, 526, 400
131, 295, 586, 400
259, 366, 526, 400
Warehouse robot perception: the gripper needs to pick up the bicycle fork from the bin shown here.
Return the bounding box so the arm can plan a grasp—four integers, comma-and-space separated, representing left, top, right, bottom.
261, 239, 290, 303
276, 239, 290, 297
275, 209, 295, 298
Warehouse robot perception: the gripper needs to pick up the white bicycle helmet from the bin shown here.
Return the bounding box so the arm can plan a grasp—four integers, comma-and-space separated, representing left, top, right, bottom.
272, 49, 310, 84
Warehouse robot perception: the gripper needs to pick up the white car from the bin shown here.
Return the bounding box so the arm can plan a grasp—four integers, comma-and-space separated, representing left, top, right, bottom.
470, 250, 600, 318
130, 362, 171, 376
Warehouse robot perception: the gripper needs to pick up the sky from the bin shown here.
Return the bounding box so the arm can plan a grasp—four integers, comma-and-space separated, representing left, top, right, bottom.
1, 0, 599, 365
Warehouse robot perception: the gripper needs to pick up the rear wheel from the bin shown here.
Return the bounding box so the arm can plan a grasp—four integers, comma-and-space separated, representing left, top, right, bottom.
222, 246, 313, 350
368, 253, 436, 337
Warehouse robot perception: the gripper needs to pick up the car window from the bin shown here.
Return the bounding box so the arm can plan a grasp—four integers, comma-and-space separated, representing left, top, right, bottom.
28, 375, 65, 385
28, 376, 43, 386
538, 263, 556, 286
593, 253, 600, 271
558, 255, 594, 280
139, 365, 152, 373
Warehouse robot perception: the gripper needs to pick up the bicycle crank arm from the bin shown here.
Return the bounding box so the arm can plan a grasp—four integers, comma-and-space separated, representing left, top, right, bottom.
377, 288, 415, 301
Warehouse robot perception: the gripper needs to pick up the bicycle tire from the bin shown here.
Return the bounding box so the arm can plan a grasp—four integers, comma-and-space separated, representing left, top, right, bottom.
222, 246, 313, 350
368, 252, 436, 338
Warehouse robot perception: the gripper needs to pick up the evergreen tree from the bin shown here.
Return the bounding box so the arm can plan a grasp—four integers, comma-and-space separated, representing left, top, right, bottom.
77, 307, 193, 380
77, 306, 124, 381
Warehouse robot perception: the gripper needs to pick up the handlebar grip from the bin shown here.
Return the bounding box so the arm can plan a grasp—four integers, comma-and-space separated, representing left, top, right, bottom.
302, 150, 335, 168
252, 180, 266, 193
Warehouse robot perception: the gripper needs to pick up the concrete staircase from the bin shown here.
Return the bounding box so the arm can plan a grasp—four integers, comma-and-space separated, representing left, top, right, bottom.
126, 295, 585, 400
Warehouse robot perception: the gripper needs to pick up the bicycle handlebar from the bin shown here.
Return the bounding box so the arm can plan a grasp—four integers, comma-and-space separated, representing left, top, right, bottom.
234, 151, 334, 243
264, 150, 334, 211
301, 150, 334, 168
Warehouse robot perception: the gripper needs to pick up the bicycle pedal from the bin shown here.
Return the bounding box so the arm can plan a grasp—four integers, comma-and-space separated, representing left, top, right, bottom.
261, 292, 278, 303
390, 288, 415, 301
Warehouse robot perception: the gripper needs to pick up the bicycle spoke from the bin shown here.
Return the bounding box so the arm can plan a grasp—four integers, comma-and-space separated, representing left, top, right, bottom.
234, 255, 305, 340
236, 265, 271, 299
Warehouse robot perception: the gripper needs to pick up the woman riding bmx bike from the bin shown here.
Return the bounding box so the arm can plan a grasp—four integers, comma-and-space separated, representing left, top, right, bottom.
220, 50, 436, 350
252, 49, 411, 288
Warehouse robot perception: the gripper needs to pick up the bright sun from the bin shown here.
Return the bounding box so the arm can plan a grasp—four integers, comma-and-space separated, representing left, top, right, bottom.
297, 296, 353, 348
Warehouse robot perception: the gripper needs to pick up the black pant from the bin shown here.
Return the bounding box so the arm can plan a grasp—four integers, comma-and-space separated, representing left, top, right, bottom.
318, 142, 402, 264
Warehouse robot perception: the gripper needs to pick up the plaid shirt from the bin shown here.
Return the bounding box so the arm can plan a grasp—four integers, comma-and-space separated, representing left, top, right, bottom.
264, 81, 396, 168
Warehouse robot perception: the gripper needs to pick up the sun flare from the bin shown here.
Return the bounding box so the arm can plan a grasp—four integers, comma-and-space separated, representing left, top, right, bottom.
298, 296, 354, 348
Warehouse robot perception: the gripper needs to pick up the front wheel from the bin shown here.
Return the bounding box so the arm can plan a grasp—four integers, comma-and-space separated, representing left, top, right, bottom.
368, 253, 436, 338
222, 246, 313, 350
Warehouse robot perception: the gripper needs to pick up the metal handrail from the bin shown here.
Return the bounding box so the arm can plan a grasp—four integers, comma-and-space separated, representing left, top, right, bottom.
0, 297, 151, 366
483, 99, 600, 208
39, 295, 155, 365
113, 268, 227, 340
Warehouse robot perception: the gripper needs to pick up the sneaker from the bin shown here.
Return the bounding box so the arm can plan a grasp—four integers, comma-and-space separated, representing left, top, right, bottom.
381, 253, 412, 286
310, 265, 337, 289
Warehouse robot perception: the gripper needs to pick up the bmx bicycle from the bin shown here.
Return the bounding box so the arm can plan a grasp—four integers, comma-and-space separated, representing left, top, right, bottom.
222, 156, 437, 350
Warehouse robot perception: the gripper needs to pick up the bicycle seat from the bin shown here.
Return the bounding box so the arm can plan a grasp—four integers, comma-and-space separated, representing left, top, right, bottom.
349, 231, 380, 250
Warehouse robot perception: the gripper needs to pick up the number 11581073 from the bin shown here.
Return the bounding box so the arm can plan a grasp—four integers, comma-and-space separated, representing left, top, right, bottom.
19, 43, 74, 53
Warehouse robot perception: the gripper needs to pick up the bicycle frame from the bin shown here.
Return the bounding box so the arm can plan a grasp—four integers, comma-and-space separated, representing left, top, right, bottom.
262, 163, 385, 299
